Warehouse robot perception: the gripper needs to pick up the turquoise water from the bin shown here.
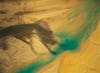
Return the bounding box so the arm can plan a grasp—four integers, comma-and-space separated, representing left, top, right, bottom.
16, 0, 100, 73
